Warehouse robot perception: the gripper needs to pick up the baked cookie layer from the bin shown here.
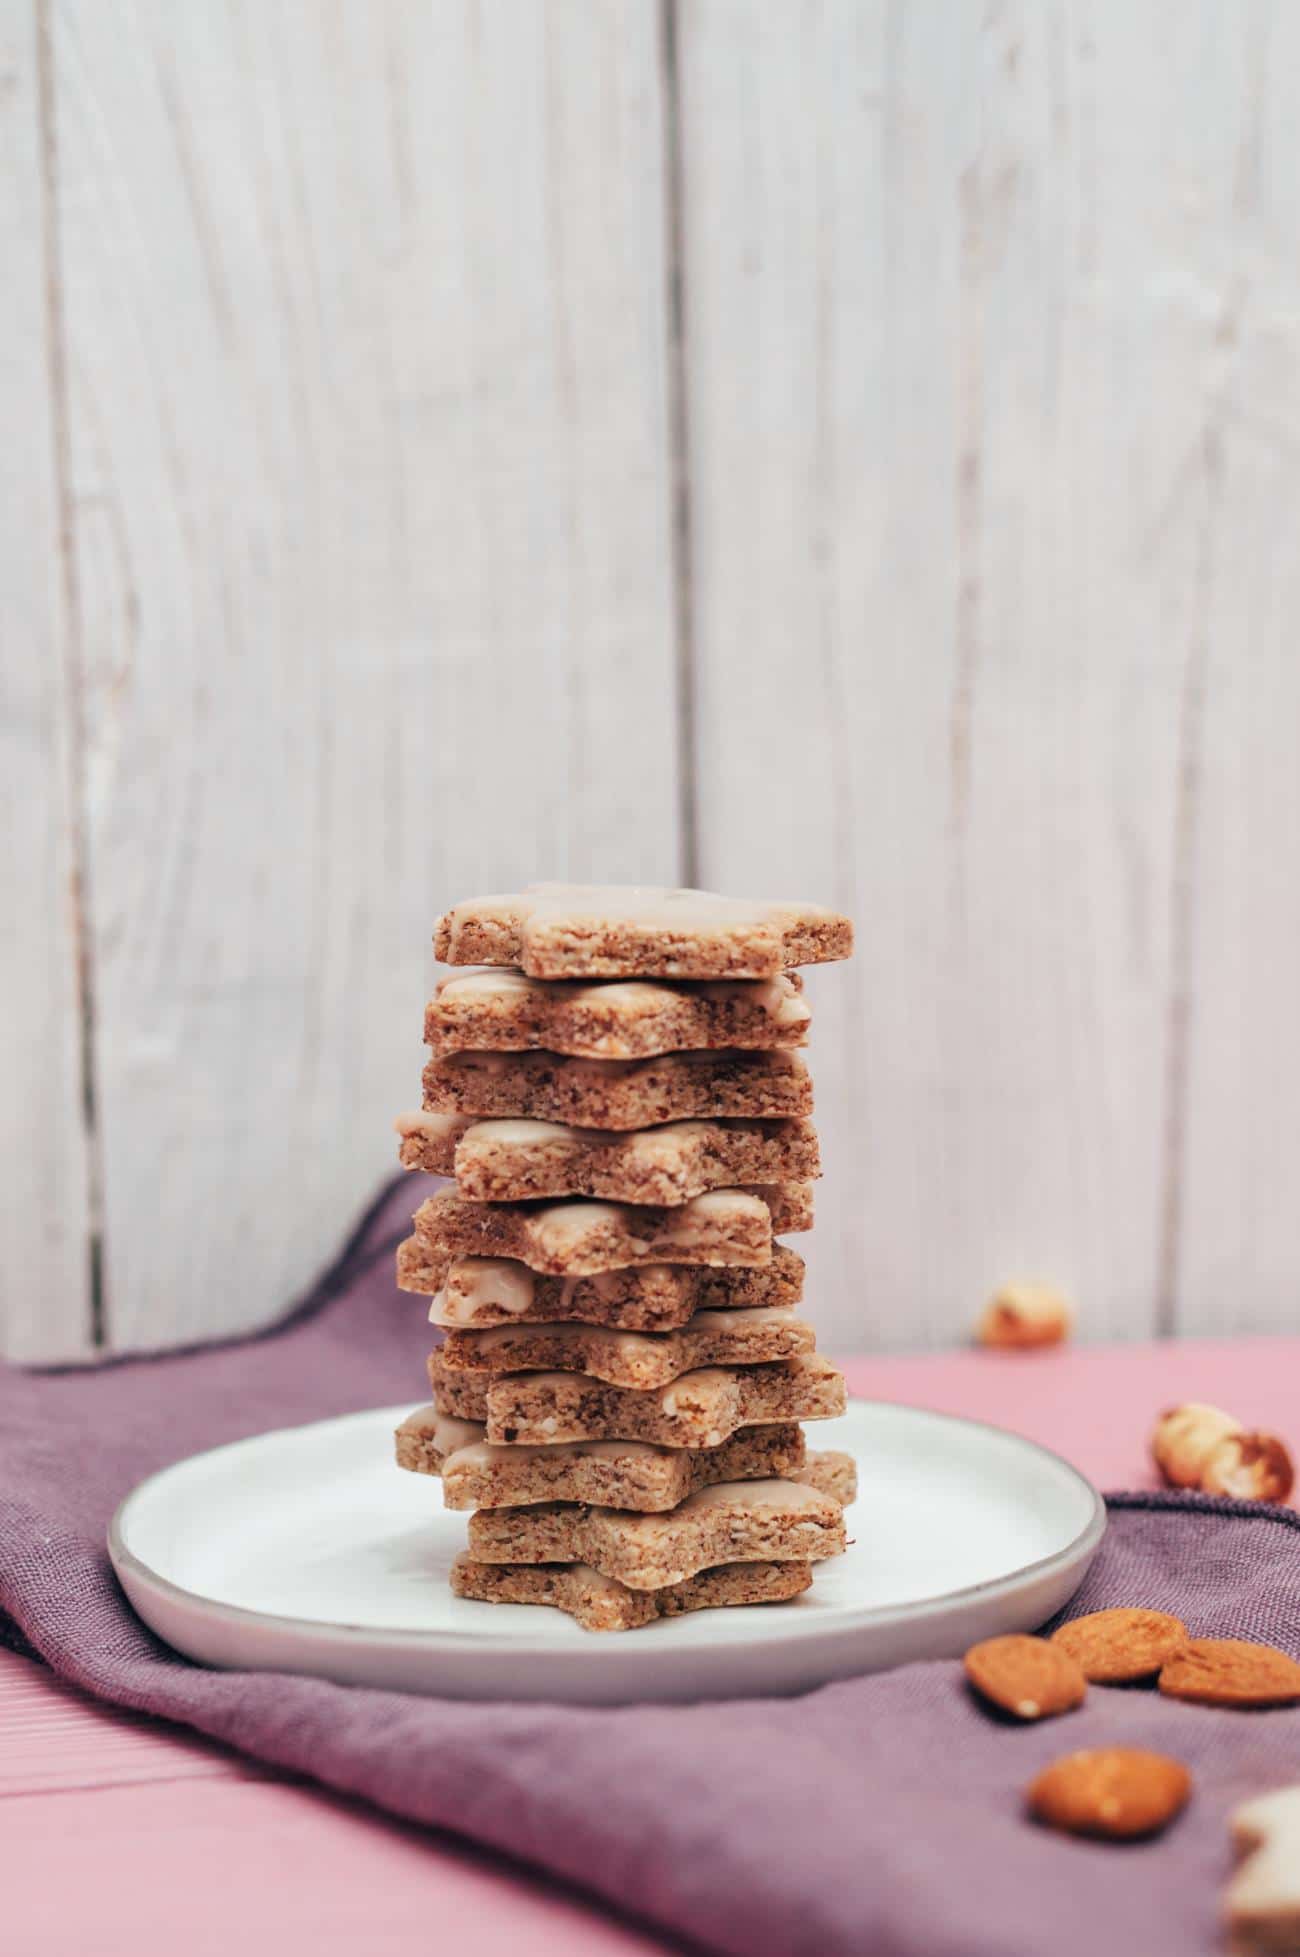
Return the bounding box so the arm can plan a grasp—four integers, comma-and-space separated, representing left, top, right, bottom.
420, 1047, 813, 1129
796, 1449, 858, 1508
398, 1112, 821, 1206
465, 1478, 845, 1590
429, 1349, 848, 1447
450, 1553, 812, 1632
434, 884, 853, 980
426, 969, 811, 1060
439, 1305, 815, 1389
395, 1407, 806, 1511
397, 1241, 807, 1329
409, 1184, 813, 1276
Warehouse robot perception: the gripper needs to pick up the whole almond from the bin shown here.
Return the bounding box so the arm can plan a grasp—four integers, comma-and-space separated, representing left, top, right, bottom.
1159, 1638, 1300, 1708
1200, 1431, 1295, 1505
964, 1634, 1086, 1720
1050, 1607, 1188, 1683
1029, 1747, 1191, 1839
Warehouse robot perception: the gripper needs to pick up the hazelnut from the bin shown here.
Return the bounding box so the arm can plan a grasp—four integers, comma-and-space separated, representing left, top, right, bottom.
1200, 1431, 1295, 1505
1151, 1403, 1243, 1488
976, 1282, 1072, 1350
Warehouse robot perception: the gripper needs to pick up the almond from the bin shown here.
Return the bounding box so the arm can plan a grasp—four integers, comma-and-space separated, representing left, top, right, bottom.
1200, 1431, 1295, 1505
1028, 1747, 1191, 1839
1159, 1638, 1300, 1708
1050, 1607, 1188, 1683
963, 1634, 1086, 1720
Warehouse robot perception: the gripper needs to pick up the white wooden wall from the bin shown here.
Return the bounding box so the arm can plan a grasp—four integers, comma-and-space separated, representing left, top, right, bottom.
6, 0, 1299, 1362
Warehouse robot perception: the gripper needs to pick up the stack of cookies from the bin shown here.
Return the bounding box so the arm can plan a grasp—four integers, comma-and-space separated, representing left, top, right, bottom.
393, 883, 855, 1633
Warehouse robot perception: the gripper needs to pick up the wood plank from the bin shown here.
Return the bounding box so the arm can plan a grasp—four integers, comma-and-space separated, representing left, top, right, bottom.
0, 1775, 661, 1957
675, 0, 1269, 1348
0, 1650, 237, 1793
48, 1, 680, 1351
0, 0, 94, 1362
1170, 0, 1300, 1335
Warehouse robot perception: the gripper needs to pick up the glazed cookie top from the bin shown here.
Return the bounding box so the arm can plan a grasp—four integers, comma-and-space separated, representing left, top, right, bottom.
396, 1110, 820, 1208
397, 1407, 806, 1484
420, 1046, 813, 1128
431, 1347, 847, 1448
439, 1304, 815, 1391
465, 1476, 846, 1593
434, 883, 853, 979
408, 1182, 812, 1277
425, 968, 812, 1058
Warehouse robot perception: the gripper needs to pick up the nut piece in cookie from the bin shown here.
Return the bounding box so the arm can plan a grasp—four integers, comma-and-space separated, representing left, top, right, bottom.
1050, 1607, 1188, 1683
963, 1634, 1086, 1720
975, 1282, 1072, 1350
1158, 1638, 1300, 1708
1200, 1430, 1295, 1505
1224, 1785, 1300, 1951
1150, 1402, 1244, 1487
1028, 1747, 1191, 1840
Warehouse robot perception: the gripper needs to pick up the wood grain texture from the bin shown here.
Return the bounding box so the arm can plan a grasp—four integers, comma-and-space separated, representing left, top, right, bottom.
0, 0, 94, 1361
0, 1650, 236, 1793
675, 0, 1296, 1349
8, 2, 1300, 1361
1168, 0, 1300, 1336
46, 0, 679, 1351
0, 1655, 658, 1955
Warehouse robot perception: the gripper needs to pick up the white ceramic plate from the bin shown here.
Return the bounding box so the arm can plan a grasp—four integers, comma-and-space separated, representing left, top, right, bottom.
110, 1401, 1105, 1705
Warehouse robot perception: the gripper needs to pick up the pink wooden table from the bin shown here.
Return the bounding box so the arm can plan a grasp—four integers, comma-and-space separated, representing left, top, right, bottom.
6, 1335, 1299, 1956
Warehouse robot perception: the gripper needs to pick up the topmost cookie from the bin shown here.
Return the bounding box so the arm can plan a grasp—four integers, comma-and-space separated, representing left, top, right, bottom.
434, 883, 854, 980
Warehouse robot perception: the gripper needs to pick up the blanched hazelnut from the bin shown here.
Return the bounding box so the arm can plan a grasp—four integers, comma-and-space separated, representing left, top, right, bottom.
976, 1281, 1072, 1350
1150, 1403, 1243, 1488
1200, 1431, 1295, 1505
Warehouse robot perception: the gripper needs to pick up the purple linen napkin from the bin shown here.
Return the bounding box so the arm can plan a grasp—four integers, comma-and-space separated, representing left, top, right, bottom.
4, 1177, 1300, 1957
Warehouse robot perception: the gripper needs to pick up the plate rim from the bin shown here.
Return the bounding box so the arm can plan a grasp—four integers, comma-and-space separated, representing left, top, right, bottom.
108, 1397, 1107, 1658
